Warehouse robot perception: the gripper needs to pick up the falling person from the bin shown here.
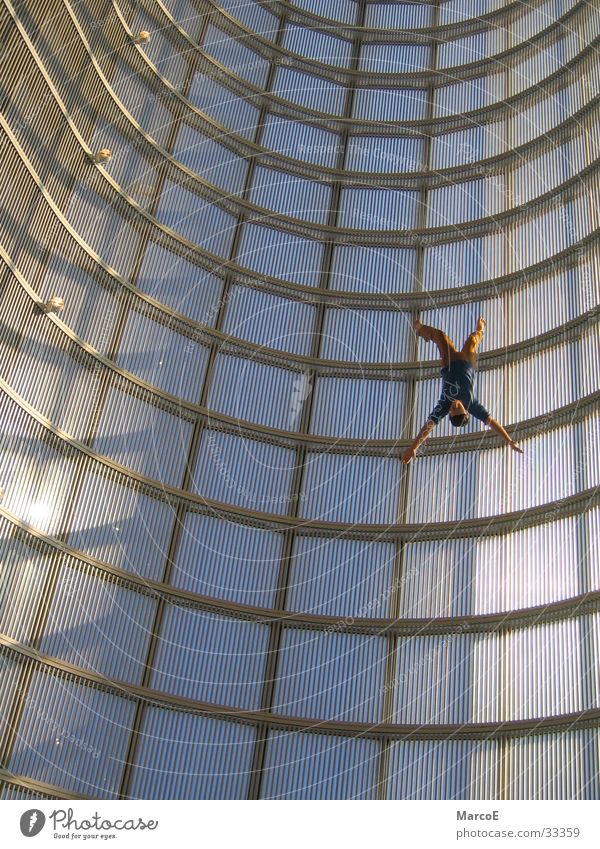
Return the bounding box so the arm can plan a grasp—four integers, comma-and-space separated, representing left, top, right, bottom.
402, 317, 524, 464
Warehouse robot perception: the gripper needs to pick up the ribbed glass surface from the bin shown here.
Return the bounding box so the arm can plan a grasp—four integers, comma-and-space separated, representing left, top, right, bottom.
0, 0, 598, 801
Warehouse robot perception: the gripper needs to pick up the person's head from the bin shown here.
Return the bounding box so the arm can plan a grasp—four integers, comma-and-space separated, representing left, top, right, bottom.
449, 400, 470, 428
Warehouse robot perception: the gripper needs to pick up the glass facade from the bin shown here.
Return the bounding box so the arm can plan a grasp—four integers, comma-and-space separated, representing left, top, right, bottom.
0, 0, 598, 801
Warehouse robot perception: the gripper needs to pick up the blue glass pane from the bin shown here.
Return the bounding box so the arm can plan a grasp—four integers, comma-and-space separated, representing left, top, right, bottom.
272, 67, 346, 115
283, 23, 352, 68
338, 187, 420, 230
273, 629, 387, 722
352, 88, 427, 121
346, 135, 424, 173
287, 535, 396, 618
67, 472, 175, 581
136, 243, 224, 325
360, 43, 430, 73
93, 386, 193, 487
237, 223, 325, 285
188, 74, 260, 139
262, 114, 341, 168
155, 180, 236, 257
330, 244, 417, 293
250, 166, 332, 224
192, 430, 296, 514
261, 731, 380, 799
39, 565, 156, 684
222, 285, 316, 355
202, 24, 270, 87
172, 123, 248, 195
299, 452, 402, 524
151, 606, 269, 709
116, 309, 209, 402
9, 670, 136, 797
130, 707, 256, 799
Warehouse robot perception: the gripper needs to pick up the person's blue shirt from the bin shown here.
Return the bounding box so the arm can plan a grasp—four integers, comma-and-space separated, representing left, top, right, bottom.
428, 358, 490, 424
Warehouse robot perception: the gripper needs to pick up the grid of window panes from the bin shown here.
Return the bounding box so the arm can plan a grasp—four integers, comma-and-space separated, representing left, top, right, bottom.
0, 0, 599, 800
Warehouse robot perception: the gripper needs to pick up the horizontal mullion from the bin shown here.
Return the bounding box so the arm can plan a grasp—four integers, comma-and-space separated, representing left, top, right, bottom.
1, 506, 599, 635
1, 638, 599, 739
1, 375, 598, 536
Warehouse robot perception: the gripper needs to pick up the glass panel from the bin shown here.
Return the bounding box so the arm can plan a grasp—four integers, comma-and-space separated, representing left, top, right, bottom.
215, 0, 278, 35
7, 320, 96, 442
192, 430, 296, 514
273, 629, 387, 722
208, 354, 304, 430
65, 183, 140, 279
93, 385, 193, 487
352, 88, 427, 122
9, 669, 136, 797
282, 23, 352, 67
310, 377, 407, 439
39, 563, 157, 684
172, 123, 248, 195
365, 3, 433, 29
0, 395, 77, 536
422, 234, 505, 290
292, 0, 358, 24
130, 707, 256, 799
330, 244, 417, 293
136, 243, 225, 325
109, 61, 173, 147
299, 452, 402, 524
287, 535, 396, 618
0, 526, 49, 644
262, 114, 341, 167
172, 512, 283, 606
391, 632, 497, 724
388, 738, 501, 799
261, 731, 380, 799
68, 472, 175, 582
116, 309, 210, 402
202, 24, 270, 87
250, 166, 332, 224
272, 67, 347, 115
345, 135, 424, 173
338, 187, 420, 230
150, 606, 269, 709
320, 307, 411, 361
188, 73, 260, 139
237, 223, 325, 286
222, 285, 316, 355
155, 180, 237, 258
360, 43, 430, 73
505, 730, 600, 800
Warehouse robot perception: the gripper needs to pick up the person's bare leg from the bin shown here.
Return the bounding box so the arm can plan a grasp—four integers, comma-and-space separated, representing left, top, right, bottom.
461, 316, 486, 359
414, 318, 457, 367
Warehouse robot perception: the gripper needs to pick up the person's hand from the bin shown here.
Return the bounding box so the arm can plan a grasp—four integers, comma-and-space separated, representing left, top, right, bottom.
402, 445, 417, 464
510, 440, 524, 454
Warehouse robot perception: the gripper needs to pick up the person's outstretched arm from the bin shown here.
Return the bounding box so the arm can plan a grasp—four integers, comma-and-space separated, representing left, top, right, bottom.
402, 419, 436, 464
486, 416, 524, 453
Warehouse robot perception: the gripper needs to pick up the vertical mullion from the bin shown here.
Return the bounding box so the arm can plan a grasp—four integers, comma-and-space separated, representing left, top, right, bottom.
376, 1, 440, 800
117, 12, 289, 800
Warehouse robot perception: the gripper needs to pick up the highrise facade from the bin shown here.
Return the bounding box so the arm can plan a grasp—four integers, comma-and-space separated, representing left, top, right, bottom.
0, 0, 599, 800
